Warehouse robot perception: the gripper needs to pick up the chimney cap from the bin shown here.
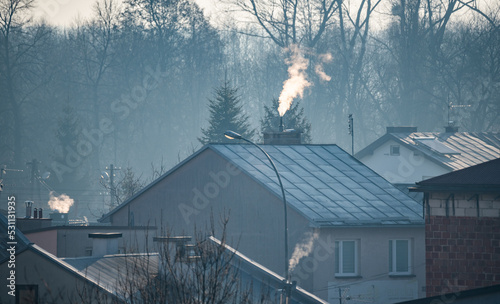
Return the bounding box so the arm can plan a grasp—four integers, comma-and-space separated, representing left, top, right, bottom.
153, 236, 192, 243
88, 232, 122, 239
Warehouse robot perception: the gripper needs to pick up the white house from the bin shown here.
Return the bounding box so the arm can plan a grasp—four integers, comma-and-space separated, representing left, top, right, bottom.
355, 126, 500, 186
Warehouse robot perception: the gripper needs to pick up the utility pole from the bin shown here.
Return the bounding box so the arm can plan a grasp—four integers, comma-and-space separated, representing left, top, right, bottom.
105, 164, 120, 208
26, 159, 41, 202
348, 114, 354, 156
0, 165, 23, 201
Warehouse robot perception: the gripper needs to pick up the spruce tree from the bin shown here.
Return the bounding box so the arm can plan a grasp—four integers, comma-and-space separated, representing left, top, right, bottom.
199, 81, 255, 145
260, 99, 312, 143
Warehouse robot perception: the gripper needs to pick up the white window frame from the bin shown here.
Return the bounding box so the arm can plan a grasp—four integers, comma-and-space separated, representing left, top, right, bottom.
335, 240, 359, 277
389, 239, 412, 275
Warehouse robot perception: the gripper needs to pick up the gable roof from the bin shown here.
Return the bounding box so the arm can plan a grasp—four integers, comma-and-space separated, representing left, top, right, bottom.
101, 144, 423, 226
208, 236, 328, 304
412, 158, 500, 192
356, 131, 500, 171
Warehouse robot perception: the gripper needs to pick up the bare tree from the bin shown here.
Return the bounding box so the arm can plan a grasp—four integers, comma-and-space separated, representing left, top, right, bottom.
231, 0, 339, 48
0, 0, 49, 166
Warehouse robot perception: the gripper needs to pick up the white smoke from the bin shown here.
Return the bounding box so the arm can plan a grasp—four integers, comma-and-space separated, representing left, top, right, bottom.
315, 53, 333, 82
48, 191, 74, 213
289, 231, 319, 273
278, 45, 312, 117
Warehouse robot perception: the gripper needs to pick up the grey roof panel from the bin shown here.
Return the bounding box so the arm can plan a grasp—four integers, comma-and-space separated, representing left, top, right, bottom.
211, 144, 424, 226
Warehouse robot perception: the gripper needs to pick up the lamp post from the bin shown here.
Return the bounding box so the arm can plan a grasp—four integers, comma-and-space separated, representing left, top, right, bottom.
224, 130, 291, 303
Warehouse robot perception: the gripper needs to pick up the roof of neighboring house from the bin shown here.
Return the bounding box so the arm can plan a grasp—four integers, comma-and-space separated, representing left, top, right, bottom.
101, 144, 423, 227
62, 253, 159, 296
0, 212, 32, 262
412, 158, 500, 192
0, 213, 120, 301
395, 284, 500, 304
356, 131, 500, 171
208, 236, 329, 304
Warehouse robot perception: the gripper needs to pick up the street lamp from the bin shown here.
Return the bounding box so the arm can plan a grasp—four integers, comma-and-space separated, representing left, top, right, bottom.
224, 130, 292, 302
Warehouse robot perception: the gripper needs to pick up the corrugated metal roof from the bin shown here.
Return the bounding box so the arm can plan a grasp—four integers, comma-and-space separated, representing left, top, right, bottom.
389, 132, 500, 171
211, 144, 423, 226
62, 253, 159, 296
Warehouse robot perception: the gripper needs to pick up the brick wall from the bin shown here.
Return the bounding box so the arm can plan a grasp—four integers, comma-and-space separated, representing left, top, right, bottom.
426, 216, 500, 297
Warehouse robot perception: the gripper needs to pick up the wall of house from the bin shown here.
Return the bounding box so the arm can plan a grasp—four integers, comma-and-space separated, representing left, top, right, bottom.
110, 148, 312, 284
425, 192, 500, 297
25, 229, 58, 255
55, 227, 156, 257
360, 140, 449, 184
0, 249, 113, 304
317, 226, 426, 303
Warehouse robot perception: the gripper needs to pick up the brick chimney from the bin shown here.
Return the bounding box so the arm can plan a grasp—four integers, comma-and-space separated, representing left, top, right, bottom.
263, 130, 302, 145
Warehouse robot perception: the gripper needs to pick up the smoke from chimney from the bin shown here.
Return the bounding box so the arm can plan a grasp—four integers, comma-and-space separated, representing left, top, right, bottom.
48, 191, 74, 213
278, 45, 312, 117
289, 231, 319, 273
315, 53, 333, 82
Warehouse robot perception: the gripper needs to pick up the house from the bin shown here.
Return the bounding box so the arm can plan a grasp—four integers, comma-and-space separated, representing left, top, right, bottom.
355, 126, 500, 188
410, 158, 500, 297
99, 134, 426, 303
23, 225, 156, 257
0, 214, 118, 304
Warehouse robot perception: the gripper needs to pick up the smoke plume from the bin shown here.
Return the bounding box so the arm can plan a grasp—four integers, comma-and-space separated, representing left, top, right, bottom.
278, 45, 312, 117
48, 191, 74, 213
315, 53, 333, 82
289, 231, 319, 272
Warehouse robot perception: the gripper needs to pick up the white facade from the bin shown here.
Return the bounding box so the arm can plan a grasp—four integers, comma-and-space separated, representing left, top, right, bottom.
359, 139, 450, 184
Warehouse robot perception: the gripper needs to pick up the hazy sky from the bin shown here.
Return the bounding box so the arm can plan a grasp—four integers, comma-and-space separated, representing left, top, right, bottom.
34, 0, 219, 27
34, 0, 496, 29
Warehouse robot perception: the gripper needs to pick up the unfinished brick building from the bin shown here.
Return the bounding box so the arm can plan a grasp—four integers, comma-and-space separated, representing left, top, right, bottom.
411, 158, 500, 297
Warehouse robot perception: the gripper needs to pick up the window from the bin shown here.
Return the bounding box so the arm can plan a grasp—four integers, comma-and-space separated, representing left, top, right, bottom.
390, 145, 400, 156
16, 285, 38, 304
389, 240, 412, 275
335, 240, 358, 276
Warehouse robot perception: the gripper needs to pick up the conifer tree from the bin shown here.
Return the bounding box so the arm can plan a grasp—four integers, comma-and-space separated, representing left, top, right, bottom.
199, 81, 255, 145
260, 99, 312, 143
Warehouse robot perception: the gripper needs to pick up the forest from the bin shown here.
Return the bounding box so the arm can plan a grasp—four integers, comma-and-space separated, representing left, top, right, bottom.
1, 0, 499, 220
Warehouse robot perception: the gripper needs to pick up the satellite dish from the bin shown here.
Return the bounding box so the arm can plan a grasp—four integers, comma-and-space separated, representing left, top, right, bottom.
42, 171, 51, 180
101, 171, 110, 182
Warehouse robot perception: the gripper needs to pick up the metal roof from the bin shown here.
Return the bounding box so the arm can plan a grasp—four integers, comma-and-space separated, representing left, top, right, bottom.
357, 132, 500, 171
0, 213, 32, 262
62, 253, 159, 296
211, 144, 423, 226
413, 158, 500, 192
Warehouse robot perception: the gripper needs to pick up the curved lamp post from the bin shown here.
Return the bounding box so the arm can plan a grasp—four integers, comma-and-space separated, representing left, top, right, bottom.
224, 130, 291, 302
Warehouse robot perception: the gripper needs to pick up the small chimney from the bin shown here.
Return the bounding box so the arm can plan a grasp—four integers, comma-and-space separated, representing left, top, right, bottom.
25, 201, 33, 218
38, 208, 43, 219
33, 208, 38, 219
444, 125, 459, 133
89, 232, 122, 256
386, 126, 418, 134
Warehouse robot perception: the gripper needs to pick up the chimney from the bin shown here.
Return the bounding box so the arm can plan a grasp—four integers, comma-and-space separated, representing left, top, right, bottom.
50, 212, 69, 226
88, 232, 122, 256
33, 208, 38, 219
386, 126, 418, 134
25, 201, 33, 218
38, 208, 43, 219
444, 125, 459, 133
263, 130, 302, 145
